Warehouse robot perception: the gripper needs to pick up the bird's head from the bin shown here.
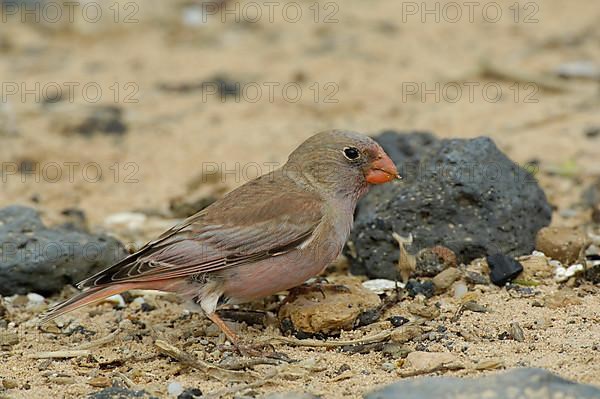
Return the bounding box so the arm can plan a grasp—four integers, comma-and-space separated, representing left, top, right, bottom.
285, 130, 400, 197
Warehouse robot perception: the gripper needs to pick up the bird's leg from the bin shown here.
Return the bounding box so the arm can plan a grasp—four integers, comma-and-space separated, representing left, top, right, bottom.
282, 279, 351, 305
207, 312, 277, 358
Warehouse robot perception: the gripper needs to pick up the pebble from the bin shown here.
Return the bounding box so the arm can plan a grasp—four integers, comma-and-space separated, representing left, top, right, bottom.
362, 279, 404, 294
0, 331, 19, 346
167, 381, 184, 397
555, 263, 584, 282
407, 303, 440, 319
404, 351, 460, 371
88, 376, 112, 388
510, 322, 525, 342
486, 254, 523, 286
382, 343, 410, 359
103, 294, 126, 308
104, 212, 147, 232
453, 281, 468, 299
465, 271, 489, 285
27, 293, 45, 305
432, 267, 461, 291
177, 388, 203, 399
387, 316, 409, 327
390, 325, 423, 344
536, 227, 590, 264
406, 279, 435, 298
2, 379, 19, 389
278, 279, 381, 335
415, 246, 457, 277
519, 254, 553, 280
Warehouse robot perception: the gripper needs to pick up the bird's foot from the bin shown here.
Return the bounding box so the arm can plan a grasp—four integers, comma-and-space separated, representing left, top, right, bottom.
283, 280, 350, 304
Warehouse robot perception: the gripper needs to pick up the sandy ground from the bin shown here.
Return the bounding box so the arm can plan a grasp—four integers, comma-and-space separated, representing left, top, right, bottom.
1, 0, 600, 398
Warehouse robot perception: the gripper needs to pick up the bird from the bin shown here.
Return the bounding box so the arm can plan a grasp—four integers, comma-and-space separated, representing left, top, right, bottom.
41, 129, 400, 354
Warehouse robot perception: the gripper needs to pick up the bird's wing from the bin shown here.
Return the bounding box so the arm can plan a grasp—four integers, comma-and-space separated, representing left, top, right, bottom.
78, 176, 324, 288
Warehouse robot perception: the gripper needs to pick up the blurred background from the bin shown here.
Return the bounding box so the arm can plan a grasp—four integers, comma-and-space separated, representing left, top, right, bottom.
1, 0, 598, 234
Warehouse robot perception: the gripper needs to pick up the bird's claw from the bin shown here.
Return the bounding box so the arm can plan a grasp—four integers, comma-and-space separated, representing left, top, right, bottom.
283, 281, 350, 304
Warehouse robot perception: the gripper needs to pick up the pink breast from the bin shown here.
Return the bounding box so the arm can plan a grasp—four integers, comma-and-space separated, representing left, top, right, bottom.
220, 245, 339, 303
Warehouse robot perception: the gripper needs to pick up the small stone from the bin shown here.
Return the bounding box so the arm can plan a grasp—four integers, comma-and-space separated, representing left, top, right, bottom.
536, 227, 589, 264
0, 331, 19, 346
405, 279, 435, 298
47, 376, 76, 385
555, 264, 584, 282
404, 351, 461, 371
27, 293, 45, 305
407, 303, 440, 319
465, 271, 489, 285
278, 279, 381, 335
453, 281, 468, 299
382, 343, 410, 359
390, 326, 423, 344
387, 316, 409, 327
432, 267, 461, 291
474, 359, 504, 370
519, 255, 553, 280
102, 294, 125, 308
509, 322, 525, 342
177, 388, 203, 399
362, 279, 402, 294
88, 377, 111, 388
167, 381, 184, 397
585, 262, 600, 284
2, 379, 18, 389
88, 386, 158, 399
462, 301, 488, 313
486, 254, 523, 286
140, 302, 156, 312
415, 246, 457, 277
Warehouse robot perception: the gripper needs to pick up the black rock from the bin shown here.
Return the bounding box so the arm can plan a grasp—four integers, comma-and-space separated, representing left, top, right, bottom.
405, 279, 435, 298
0, 205, 127, 296
347, 131, 551, 279
486, 253, 524, 286
387, 316, 409, 327
364, 368, 600, 399
177, 388, 202, 399
88, 386, 158, 399
354, 309, 381, 327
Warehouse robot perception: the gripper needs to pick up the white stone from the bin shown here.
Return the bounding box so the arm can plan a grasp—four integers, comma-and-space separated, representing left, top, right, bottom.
167, 381, 184, 397
362, 279, 405, 294
27, 293, 45, 304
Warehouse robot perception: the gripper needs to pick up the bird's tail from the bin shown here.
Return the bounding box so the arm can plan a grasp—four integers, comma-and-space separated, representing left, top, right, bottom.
39, 278, 196, 324
40, 283, 138, 324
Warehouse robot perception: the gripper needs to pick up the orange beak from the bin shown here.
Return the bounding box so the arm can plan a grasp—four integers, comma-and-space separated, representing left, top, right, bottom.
365, 150, 401, 184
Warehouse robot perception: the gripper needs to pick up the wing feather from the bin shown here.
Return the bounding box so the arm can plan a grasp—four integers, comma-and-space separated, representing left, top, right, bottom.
78, 174, 323, 288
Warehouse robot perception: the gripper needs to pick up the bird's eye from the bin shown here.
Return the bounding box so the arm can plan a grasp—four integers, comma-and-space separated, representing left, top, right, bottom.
343, 146, 361, 160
